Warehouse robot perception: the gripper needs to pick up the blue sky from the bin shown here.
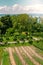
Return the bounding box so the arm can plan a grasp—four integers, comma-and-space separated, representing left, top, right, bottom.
0, 0, 33, 6
0, 0, 43, 6
0, 0, 43, 14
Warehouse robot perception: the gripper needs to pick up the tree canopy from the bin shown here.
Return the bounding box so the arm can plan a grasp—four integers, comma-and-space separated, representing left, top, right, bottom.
0, 14, 43, 35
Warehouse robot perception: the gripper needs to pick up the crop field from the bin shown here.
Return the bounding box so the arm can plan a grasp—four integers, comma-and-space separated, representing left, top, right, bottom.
0, 46, 43, 65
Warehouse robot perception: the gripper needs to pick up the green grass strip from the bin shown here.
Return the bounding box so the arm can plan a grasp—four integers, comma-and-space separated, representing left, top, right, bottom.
2, 51, 11, 65
0, 42, 30, 47
0, 47, 4, 64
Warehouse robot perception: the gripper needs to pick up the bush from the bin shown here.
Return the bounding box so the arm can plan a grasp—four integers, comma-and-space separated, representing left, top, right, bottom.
29, 40, 33, 44
0, 37, 3, 42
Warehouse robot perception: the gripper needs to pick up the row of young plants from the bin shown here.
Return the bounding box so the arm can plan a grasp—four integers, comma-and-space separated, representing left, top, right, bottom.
2, 51, 11, 65
13, 47, 43, 65
0, 47, 11, 65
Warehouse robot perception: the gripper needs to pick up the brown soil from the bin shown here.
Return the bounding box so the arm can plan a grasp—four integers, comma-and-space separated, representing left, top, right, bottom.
8, 47, 16, 65
21, 46, 41, 65
27, 46, 43, 60
15, 47, 28, 65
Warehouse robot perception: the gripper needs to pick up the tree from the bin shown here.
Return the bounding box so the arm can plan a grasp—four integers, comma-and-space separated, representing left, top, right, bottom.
1, 15, 13, 34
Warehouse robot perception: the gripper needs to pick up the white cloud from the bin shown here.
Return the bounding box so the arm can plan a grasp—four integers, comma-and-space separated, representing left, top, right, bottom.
0, 4, 43, 14
0, 6, 6, 10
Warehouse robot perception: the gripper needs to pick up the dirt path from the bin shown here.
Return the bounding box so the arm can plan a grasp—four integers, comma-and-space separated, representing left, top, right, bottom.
26, 46, 43, 60
21, 46, 41, 65
8, 47, 16, 65
15, 47, 28, 65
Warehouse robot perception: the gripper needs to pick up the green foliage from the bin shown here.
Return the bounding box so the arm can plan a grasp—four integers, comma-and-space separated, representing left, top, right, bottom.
0, 15, 13, 34
0, 14, 43, 35
33, 41, 43, 50
0, 37, 3, 42
0, 14, 43, 47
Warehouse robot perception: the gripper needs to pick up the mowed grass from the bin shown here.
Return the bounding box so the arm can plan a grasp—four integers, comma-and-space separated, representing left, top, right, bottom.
2, 51, 11, 65
14, 52, 22, 65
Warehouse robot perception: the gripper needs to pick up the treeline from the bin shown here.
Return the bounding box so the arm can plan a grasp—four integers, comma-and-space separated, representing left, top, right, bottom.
0, 14, 43, 43
0, 14, 43, 36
